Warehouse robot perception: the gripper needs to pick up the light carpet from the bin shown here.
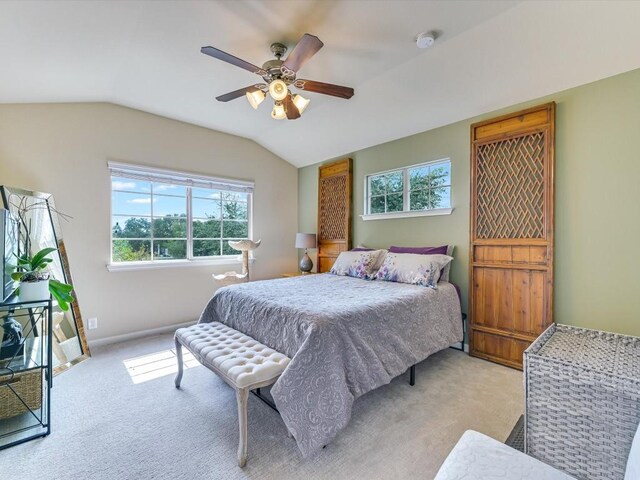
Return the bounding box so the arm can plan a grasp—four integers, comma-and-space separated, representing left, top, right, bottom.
2, 333, 523, 480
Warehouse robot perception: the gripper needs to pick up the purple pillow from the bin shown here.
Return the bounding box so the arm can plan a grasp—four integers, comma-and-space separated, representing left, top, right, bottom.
388, 245, 448, 255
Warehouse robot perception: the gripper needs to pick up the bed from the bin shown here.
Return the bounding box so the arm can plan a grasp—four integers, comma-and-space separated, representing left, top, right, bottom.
198, 273, 463, 457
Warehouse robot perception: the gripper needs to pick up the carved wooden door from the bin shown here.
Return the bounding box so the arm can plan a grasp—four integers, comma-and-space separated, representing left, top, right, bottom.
469, 103, 555, 369
317, 158, 352, 273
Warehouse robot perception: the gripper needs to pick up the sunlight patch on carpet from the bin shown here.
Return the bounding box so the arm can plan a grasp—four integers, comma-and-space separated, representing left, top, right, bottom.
123, 348, 200, 384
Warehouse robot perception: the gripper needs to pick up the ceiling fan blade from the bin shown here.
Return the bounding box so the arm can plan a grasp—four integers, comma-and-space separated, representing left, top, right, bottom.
201, 46, 267, 76
294, 79, 354, 99
281, 34, 324, 75
216, 85, 265, 102
283, 95, 301, 120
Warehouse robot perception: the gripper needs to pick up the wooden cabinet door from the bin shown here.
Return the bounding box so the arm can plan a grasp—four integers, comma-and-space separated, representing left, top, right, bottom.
469, 103, 555, 369
317, 158, 352, 273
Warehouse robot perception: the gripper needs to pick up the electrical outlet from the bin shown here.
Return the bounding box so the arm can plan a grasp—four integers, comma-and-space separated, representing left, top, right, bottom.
87, 317, 98, 330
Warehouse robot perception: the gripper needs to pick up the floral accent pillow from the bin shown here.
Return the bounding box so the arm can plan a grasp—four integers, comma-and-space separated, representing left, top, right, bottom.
329, 250, 386, 280
375, 253, 453, 288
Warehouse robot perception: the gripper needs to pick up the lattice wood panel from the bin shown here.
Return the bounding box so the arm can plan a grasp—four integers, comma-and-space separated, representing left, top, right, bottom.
475, 132, 545, 239
319, 175, 348, 240
317, 158, 352, 273
469, 103, 555, 370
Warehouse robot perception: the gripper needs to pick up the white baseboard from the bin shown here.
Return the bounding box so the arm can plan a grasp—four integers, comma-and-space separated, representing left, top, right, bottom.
88, 320, 196, 349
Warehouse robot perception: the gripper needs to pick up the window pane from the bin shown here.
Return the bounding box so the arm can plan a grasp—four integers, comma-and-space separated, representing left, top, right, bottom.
193, 218, 221, 238
430, 186, 451, 208
429, 162, 451, 187
112, 192, 152, 216
153, 195, 186, 217
221, 192, 244, 202
222, 201, 247, 220
153, 240, 187, 260
409, 166, 430, 191
222, 221, 248, 238
193, 239, 221, 257
193, 198, 221, 219
386, 193, 404, 212
370, 196, 385, 214
410, 190, 431, 211
386, 172, 403, 193
112, 240, 151, 262
152, 217, 187, 238
192, 188, 222, 200
112, 217, 151, 238
223, 240, 243, 256
152, 183, 186, 196
111, 177, 150, 193
369, 176, 385, 196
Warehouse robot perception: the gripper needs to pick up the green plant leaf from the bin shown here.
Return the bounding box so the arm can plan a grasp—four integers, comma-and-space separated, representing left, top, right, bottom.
49, 279, 74, 294
49, 279, 74, 311
11, 272, 24, 281
50, 287, 69, 311
30, 247, 57, 270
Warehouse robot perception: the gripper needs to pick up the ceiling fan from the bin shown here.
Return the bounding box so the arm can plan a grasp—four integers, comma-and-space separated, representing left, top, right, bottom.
201, 33, 354, 120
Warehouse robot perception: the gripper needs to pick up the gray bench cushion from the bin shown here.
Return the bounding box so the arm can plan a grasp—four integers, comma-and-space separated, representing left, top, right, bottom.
175, 322, 290, 388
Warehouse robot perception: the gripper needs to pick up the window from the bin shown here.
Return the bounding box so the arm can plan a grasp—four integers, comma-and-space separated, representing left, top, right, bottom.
109, 162, 253, 266
363, 159, 452, 220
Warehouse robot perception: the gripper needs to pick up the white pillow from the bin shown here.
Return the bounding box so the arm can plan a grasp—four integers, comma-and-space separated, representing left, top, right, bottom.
441, 245, 454, 282
375, 253, 453, 288
625, 421, 640, 480
329, 249, 386, 280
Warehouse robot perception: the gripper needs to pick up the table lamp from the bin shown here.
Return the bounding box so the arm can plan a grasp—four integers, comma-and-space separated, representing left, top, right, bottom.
295, 233, 317, 273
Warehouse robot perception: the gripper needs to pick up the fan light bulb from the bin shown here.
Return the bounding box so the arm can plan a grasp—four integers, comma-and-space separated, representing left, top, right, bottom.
292, 94, 310, 114
246, 89, 265, 110
268, 79, 288, 101
271, 102, 286, 120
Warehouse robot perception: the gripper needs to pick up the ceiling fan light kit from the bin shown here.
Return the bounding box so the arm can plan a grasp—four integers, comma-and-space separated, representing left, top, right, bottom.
201, 33, 354, 121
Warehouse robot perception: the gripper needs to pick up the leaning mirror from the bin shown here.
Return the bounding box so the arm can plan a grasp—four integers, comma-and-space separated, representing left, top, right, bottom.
1, 186, 90, 374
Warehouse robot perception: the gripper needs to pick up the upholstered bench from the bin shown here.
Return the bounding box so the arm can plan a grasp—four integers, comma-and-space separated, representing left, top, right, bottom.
174, 322, 290, 467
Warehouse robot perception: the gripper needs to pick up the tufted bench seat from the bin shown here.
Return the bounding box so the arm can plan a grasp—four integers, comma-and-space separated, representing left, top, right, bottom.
174, 322, 290, 467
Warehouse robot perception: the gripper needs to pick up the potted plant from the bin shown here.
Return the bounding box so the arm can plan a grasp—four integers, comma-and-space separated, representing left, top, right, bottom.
11, 247, 75, 310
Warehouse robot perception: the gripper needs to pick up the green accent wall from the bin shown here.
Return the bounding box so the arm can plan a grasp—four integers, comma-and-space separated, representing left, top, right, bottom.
298, 68, 640, 337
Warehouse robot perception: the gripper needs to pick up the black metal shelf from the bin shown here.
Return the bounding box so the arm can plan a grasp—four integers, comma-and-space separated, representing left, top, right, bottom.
0, 297, 52, 450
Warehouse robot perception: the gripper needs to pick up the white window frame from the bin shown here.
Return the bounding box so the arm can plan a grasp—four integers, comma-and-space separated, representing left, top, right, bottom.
361, 158, 454, 221
107, 162, 254, 271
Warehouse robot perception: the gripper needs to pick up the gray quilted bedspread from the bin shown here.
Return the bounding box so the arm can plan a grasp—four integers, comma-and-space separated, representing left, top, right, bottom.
198, 274, 463, 457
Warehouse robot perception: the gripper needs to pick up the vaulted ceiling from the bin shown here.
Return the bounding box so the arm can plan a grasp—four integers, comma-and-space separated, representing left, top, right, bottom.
1, 1, 639, 167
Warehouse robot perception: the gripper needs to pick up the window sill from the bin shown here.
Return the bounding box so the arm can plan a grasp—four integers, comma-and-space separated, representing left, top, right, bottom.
106, 257, 254, 272
360, 208, 453, 221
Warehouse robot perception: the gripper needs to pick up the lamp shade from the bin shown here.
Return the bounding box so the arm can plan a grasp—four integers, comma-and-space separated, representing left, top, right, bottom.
292, 94, 310, 114
271, 102, 286, 120
268, 79, 288, 101
295, 233, 317, 249
246, 89, 265, 109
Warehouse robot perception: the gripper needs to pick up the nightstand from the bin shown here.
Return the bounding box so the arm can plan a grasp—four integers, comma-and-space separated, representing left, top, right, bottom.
282, 272, 317, 278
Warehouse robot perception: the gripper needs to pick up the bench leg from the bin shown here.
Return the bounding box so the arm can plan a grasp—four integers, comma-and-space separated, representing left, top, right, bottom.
174, 337, 184, 389
236, 387, 249, 467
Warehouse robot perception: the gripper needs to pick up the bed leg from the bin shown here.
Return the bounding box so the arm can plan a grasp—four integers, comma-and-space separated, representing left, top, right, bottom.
409, 365, 415, 386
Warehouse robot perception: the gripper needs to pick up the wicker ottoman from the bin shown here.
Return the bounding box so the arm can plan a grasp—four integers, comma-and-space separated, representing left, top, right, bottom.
525, 324, 640, 480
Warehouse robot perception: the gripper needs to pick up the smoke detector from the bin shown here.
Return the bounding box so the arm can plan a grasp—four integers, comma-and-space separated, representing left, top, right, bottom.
415, 31, 436, 49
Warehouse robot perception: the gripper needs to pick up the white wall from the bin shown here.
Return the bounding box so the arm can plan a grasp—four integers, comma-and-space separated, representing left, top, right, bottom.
0, 103, 299, 342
